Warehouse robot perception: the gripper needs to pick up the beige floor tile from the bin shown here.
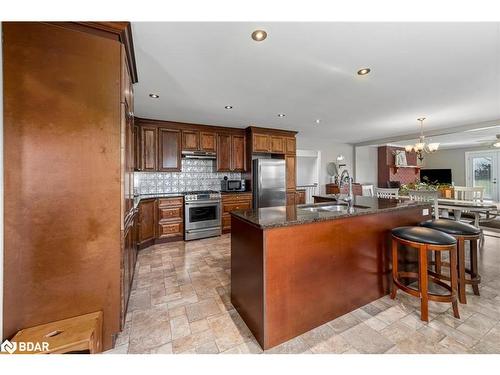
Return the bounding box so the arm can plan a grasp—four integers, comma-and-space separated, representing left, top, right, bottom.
170, 315, 191, 340
112, 233, 500, 354
340, 322, 395, 353
375, 305, 409, 325
264, 336, 310, 354
327, 313, 361, 334
186, 298, 222, 322
457, 312, 497, 339
309, 335, 352, 354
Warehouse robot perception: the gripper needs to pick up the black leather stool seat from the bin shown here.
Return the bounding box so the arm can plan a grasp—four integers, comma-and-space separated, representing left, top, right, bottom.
420, 219, 481, 236
392, 226, 456, 245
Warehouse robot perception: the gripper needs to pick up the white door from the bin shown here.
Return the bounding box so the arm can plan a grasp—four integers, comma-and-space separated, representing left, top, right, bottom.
466, 151, 499, 201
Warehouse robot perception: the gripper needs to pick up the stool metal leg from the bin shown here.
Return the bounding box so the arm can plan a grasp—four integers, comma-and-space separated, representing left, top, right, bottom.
390, 238, 398, 299
470, 239, 480, 296
419, 244, 429, 322
449, 246, 460, 319
457, 237, 467, 304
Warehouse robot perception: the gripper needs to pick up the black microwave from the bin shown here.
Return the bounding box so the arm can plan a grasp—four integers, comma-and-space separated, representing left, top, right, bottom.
221, 179, 246, 192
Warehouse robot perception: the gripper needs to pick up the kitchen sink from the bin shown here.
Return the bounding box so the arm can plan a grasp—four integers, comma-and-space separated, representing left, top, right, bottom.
299, 204, 370, 213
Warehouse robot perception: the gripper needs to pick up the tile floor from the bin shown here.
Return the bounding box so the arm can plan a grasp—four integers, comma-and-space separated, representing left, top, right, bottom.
107, 230, 500, 354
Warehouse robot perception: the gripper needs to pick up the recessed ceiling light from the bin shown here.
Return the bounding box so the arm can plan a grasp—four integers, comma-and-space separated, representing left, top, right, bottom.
225, 105, 233, 109
149, 93, 159, 98
315, 119, 321, 124
357, 68, 371, 76
277, 113, 285, 117
251, 30, 267, 42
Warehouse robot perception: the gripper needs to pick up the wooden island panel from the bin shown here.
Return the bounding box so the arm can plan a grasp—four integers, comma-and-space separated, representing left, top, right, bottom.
231, 205, 429, 349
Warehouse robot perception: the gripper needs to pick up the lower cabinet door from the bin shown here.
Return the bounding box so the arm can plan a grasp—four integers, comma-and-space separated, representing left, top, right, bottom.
138, 199, 156, 244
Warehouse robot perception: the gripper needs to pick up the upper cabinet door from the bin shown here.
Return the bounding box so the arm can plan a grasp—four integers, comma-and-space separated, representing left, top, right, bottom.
141, 126, 157, 171
200, 132, 217, 152
231, 135, 246, 172
285, 137, 296, 155
217, 133, 232, 172
270, 136, 285, 154
182, 130, 199, 151
253, 133, 270, 153
158, 128, 181, 172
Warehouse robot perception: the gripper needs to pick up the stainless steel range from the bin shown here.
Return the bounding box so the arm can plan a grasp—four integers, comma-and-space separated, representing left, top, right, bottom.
184, 190, 222, 241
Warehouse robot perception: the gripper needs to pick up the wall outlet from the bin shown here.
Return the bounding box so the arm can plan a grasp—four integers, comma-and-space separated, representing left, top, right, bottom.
422, 208, 429, 216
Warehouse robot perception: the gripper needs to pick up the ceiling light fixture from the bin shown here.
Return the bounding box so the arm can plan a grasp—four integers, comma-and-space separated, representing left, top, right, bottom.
315, 119, 321, 124
224, 105, 233, 109
149, 94, 159, 98
277, 113, 285, 118
357, 68, 371, 76
492, 135, 500, 148
404, 117, 440, 161
251, 30, 267, 42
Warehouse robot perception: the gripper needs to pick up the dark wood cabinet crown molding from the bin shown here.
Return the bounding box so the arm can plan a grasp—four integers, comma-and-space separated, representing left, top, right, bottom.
47, 21, 138, 83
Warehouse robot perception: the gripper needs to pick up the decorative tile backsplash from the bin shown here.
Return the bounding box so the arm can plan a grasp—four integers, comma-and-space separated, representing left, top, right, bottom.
134, 159, 242, 194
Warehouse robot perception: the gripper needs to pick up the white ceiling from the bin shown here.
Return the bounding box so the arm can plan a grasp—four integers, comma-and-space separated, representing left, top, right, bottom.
131, 22, 500, 144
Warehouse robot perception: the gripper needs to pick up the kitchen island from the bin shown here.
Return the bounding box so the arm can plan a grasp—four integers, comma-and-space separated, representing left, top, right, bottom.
230, 196, 431, 349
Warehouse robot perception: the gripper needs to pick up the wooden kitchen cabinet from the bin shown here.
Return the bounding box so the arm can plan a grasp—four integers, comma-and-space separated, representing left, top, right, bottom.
231, 134, 246, 172
217, 133, 246, 172
134, 124, 140, 171
217, 133, 232, 171
270, 136, 285, 153
200, 132, 216, 152
182, 130, 199, 151
158, 128, 181, 172
252, 133, 271, 153
286, 155, 296, 191
122, 212, 137, 326
285, 137, 296, 155
138, 199, 156, 247
222, 193, 252, 232
295, 190, 306, 204
157, 197, 183, 240
141, 126, 157, 171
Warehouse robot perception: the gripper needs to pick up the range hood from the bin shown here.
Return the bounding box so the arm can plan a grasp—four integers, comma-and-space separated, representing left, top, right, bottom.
181, 150, 216, 159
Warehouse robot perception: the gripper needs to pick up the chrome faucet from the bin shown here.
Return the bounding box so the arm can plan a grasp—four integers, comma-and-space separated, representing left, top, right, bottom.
339, 169, 354, 205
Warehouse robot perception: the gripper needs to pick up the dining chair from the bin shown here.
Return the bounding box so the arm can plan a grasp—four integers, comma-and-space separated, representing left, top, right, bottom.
408, 190, 439, 218
375, 187, 399, 199
453, 186, 484, 202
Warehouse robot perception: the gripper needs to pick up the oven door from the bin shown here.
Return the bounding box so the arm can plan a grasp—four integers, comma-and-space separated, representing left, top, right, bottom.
184, 200, 221, 231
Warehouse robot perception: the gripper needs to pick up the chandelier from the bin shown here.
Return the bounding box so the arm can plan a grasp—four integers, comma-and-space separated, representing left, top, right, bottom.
404, 117, 439, 162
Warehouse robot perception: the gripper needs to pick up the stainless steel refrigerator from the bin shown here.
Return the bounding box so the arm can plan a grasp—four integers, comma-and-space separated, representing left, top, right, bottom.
252, 159, 286, 209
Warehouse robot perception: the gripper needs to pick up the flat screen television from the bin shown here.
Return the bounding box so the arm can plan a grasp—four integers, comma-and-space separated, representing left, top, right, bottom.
420, 169, 452, 184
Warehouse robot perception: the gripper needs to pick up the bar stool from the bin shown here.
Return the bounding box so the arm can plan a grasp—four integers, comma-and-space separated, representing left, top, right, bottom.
420, 219, 481, 304
391, 226, 460, 322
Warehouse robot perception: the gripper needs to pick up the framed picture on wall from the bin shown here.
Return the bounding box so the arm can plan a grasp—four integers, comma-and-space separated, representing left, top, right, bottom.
394, 150, 408, 166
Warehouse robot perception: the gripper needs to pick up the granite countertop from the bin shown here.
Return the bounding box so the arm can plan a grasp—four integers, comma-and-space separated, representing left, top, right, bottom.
230, 195, 430, 229
133, 191, 253, 208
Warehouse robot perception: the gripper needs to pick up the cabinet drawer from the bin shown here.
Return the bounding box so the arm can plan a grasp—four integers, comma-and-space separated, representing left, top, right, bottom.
222, 193, 252, 203
159, 206, 182, 221
158, 197, 183, 207
158, 222, 183, 238
223, 201, 252, 213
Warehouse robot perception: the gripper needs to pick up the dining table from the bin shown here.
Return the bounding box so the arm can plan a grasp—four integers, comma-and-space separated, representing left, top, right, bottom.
434, 198, 498, 227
